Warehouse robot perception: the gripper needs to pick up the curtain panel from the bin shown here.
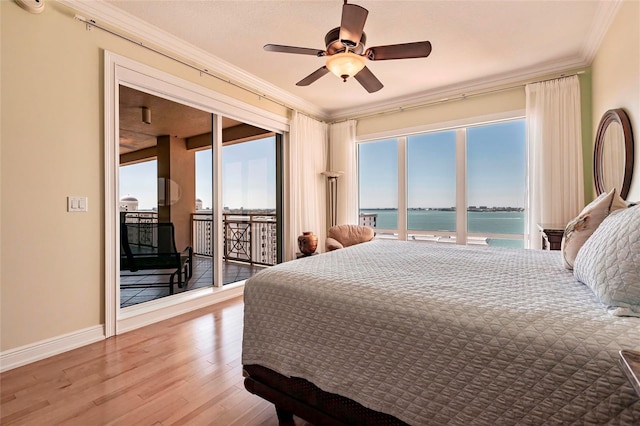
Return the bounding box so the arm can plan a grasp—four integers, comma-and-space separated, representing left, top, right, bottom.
329, 120, 358, 225
287, 111, 328, 260
525, 75, 584, 249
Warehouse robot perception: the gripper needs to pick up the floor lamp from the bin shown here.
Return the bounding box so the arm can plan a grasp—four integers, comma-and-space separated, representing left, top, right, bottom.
322, 171, 343, 228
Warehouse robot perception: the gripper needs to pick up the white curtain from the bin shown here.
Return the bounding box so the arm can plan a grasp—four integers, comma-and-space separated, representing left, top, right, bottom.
287, 111, 328, 259
329, 120, 358, 225
525, 75, 584, 249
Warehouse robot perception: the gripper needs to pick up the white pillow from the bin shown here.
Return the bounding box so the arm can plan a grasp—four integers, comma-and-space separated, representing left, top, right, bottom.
561, 188, 627, 270
573, 204, 640, 317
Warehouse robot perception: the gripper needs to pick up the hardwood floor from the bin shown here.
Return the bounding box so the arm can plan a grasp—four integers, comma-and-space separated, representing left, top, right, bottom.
0, 296, 307, 425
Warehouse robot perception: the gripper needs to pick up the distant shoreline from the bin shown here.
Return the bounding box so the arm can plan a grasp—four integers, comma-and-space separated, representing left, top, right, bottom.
359, 209, 525, 238
361, 207, 525, 213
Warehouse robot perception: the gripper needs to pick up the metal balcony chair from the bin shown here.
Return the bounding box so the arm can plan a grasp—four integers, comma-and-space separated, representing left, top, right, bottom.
120, 222, 193, 294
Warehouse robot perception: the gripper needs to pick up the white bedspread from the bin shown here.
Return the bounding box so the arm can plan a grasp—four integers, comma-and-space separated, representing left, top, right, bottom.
242, 239, 640, 425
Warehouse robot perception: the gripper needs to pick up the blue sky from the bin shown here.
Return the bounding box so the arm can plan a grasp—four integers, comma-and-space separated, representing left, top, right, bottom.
120, 160, 158, 210
359, 120, 526, 209
121, 121, 525, 211
358, 138, 399, 209
467, 120, 526, 208
196, 139, 278, 210
120, 137, 276, 210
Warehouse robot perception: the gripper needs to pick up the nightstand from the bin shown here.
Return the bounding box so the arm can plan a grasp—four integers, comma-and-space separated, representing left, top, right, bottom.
537, 223, 565, 250
619, 350, 640, 397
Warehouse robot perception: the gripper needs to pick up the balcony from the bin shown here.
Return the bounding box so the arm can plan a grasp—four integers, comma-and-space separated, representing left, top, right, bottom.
192, 212, 277, 266
120, 211, 276, 307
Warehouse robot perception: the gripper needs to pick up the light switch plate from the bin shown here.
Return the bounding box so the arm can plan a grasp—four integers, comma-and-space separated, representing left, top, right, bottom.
68, 196, 88, 212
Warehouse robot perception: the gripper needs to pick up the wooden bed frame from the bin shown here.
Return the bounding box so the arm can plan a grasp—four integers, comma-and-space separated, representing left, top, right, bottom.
243, 364, 408, 425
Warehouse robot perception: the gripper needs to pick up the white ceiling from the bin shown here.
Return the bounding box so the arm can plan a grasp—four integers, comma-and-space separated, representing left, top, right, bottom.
86, 1, 617, 120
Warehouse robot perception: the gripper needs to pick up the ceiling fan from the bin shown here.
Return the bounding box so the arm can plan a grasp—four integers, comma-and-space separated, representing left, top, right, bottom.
264, 0, 432, 93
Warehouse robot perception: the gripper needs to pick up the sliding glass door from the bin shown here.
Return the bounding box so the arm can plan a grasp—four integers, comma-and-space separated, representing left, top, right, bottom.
195, 134, 282, 285
118, 85, 215, 307
118, 86, 282, 308
106, 52, 290, 335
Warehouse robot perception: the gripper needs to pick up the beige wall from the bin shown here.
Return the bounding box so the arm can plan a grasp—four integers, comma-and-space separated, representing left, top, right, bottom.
357, 87, 525, 136
0, 1, 287, 351
592, 0, 640, 202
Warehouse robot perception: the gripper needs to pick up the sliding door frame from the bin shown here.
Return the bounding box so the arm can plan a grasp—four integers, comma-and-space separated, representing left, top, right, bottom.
104, 51, 289, 337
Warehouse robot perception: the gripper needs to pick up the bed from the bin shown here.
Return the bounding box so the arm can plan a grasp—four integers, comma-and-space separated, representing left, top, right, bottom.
242, 227, 640, 424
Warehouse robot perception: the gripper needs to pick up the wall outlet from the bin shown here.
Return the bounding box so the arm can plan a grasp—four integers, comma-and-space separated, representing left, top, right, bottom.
68, 196, 88, 212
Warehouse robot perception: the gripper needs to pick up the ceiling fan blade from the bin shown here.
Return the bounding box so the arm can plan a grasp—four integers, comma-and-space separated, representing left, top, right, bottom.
366, 41, 432, 61
339, 3, 368, 48
296, 66, 330, 86
354, 66, 383, 93
264, 44, 325, 56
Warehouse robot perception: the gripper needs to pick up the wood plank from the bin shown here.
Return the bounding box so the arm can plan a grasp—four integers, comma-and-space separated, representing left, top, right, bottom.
0, 296, 290, 425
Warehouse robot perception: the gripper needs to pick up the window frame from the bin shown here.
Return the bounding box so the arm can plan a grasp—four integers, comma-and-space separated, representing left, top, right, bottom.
357, 111, 526, 246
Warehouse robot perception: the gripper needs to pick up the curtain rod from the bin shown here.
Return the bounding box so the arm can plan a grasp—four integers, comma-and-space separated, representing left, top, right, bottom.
73, 15, 324, 122
330, 71, 585, 124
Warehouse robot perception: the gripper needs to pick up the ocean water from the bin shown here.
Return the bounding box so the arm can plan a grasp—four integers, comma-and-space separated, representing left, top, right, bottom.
360, 209, 525, 248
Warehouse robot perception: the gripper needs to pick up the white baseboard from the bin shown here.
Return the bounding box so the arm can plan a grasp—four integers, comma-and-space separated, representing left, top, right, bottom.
0, 325, 105, 373
0, 285, 245, 372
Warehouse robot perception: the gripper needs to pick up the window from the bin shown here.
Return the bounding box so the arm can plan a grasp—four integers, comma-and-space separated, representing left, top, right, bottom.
358, 139, 398, 232
358, 118, 526, 247
407, 131, 457, 234
467, 121, 526, 247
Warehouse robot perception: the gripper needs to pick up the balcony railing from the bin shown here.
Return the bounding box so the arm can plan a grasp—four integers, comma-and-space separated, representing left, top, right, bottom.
120, 211, 159, 249
193, 212, 277, 266
121, 211, 278, 266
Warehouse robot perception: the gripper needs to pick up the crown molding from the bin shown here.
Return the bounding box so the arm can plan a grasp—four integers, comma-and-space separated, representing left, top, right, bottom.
581, 0, 622, 64
326, 55, 590, 121
57, 0, 619, 124
324, 1, 621, 121
57, 0, 329, 120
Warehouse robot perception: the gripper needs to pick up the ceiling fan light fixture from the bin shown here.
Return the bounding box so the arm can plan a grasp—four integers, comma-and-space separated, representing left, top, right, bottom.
325, 52, 365, 82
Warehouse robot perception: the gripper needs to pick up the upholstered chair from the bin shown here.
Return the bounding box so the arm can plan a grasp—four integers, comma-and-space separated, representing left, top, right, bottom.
325, 225, 375, 251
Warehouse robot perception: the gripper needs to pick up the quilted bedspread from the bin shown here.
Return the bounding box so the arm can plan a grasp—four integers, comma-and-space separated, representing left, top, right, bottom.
242, 240, 640, 425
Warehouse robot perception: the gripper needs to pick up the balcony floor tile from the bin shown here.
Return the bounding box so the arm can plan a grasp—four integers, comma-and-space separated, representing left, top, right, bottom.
120, 256, 266, 308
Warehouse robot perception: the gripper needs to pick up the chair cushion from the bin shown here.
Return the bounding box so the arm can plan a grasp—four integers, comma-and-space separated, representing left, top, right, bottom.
327, 225, 374, 248
325, 237, 344, 251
